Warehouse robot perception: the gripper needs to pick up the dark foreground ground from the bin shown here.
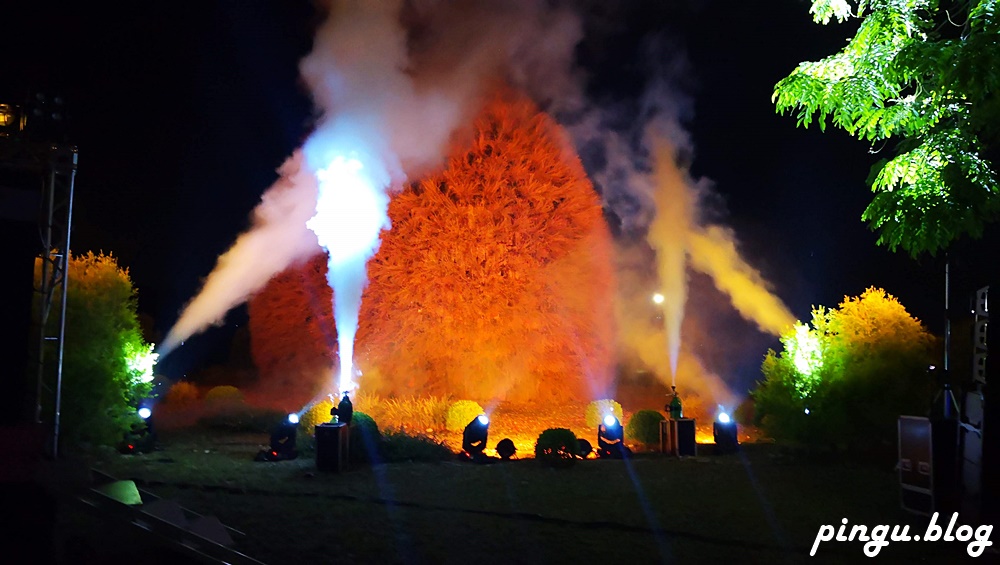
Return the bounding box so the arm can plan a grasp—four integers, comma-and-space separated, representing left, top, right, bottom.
5, 425, 996, 565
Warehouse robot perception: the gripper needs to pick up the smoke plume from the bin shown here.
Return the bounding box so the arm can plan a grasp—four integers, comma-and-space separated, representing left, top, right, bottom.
159, 1, 586, 369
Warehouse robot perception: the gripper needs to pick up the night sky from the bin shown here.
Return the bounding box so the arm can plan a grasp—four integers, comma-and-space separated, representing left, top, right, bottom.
6, 1, 997, 393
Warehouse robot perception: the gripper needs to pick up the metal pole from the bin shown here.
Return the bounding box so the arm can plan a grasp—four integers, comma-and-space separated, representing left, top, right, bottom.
51, 149, 77, 459
945, 254, 951, 374
34, 168, 56, 425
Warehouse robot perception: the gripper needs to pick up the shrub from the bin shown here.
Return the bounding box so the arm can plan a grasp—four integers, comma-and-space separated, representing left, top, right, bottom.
350, 412, 381, 464
204, 385, 244, 409
300, 398, 335, 436
36, 251, 155, 449
585, 399, 623, 428
534, 428, 578, 468
164, 381, 200, 407
380, 431, 454, 462
625, 409, 666, 446
445, 400, 485, 432
753, 288, 936, 452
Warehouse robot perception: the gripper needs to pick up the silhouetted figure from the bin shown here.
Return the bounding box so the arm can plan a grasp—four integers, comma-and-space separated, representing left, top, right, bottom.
597, 415, 630, 459
461, 414, 491, 463
331, 392, 354, 426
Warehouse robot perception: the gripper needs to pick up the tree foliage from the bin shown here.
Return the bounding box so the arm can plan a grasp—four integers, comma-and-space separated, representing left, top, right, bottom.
774, 0, 1000, 256
36, 252, 155, 449
753, 287, 937, 450
247, 251, 336, 408
248, 88, 616, 405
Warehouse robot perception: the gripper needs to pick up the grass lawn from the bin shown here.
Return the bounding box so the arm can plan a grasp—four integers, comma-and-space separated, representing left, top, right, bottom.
38, 422, 989, 565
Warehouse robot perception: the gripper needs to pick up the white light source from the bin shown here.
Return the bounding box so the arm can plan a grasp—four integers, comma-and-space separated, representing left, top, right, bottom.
138, 407, 152, 420
804, 408, 810, 415
477, 414, 489, 426
603, 414, 617, 427
287, 413, 300, 425
652, 293, 665, 304
717, 412, 731, 424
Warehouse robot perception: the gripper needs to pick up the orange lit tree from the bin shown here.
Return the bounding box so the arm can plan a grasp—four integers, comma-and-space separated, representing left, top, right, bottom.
248, 88, 616, 406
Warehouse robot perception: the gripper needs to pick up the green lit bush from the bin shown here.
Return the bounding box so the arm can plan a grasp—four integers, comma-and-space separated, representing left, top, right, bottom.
753, 288, 937, 452
585, 399, 623, 428
445, 400, 484, 432
350, 412, 381, 464
380, 431, 454, 462
625, 409, 665, 446
534, 428, 578, 468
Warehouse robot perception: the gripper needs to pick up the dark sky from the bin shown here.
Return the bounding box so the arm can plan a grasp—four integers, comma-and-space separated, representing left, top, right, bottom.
5, 1, 995, 389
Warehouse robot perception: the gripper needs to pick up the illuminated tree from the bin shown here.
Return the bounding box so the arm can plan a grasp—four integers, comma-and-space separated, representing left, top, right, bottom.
246, 251, 336, 409
356, 89, 615, 403
248, 89, 616, 405
753, 287, 937, 451
36, 252, 155, 448
773, 1, 1000, 256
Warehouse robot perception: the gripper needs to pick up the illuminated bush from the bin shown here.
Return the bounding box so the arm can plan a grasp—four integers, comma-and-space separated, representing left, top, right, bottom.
204, 385, 244, 407
300, 399, 335, 436
534, 428, 578, 468
585, 399, 624, 429
445, 400, 485, 432
625, 409, 666, 446
34, 251, 155, 448
164, 381, 200, 407
753, 287, 937, 451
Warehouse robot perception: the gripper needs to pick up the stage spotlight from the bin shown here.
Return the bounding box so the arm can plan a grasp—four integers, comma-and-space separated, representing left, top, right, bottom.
119, 405, 158, 454
713, 411, 738, 454
496, 438, 516, 460
256, 413, 300, 462
597, 414, 630, 459
462, 414, 490, 463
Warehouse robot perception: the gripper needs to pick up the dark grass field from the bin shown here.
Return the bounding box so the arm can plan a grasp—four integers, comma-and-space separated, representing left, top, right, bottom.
30, 425, 992, 565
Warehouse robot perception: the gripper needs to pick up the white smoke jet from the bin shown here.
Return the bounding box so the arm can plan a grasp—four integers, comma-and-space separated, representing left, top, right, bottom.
159, 153, 319, 357
158, 1, 589, 393
305, 154, 390, 393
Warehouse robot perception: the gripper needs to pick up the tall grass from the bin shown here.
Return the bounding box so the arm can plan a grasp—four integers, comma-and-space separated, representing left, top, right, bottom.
354, 393, 452, 431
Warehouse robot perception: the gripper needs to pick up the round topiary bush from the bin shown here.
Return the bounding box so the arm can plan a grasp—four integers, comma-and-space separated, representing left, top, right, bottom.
350, 412, 381, 464
445, 400, 485, 432
204, 385, 244, 407
585, 399, 623, 428
163, 381, 199, 407
625, 409, 666, 446
534, 428, 578, 468
301, 399, 335, 436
